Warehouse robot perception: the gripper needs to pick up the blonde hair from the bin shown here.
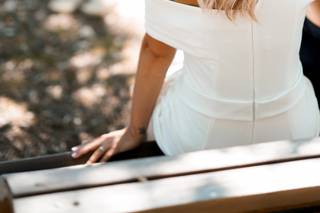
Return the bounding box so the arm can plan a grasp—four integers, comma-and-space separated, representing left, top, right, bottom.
197, 0, 257, 20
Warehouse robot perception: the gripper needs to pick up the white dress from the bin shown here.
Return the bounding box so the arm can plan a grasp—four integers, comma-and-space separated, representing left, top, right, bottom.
145, 0, 320, 155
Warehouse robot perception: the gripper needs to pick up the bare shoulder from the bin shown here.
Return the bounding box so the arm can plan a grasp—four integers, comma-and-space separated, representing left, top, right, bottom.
311, 0, 320, 4
308, 0, 320, 27
312, 0, 320, 5
174, 0, 199, 7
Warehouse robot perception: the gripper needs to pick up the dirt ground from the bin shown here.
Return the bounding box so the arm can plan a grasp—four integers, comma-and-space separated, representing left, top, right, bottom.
0, 0, 142, 161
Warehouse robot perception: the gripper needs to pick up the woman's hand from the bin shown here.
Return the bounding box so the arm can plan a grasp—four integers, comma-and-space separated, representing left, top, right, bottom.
71, 127, 144, 164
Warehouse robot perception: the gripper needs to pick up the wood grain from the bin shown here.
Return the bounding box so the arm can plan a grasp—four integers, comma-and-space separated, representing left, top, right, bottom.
13, 158, 320, 213
5, 138, 320, 198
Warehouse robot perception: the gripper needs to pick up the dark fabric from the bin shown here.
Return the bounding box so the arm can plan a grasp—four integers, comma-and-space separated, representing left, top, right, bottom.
300, 18, 320, 108
0, 142, 164, 175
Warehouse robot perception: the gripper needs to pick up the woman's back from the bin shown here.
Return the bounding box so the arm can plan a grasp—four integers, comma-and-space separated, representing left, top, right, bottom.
145, 0, 320, 155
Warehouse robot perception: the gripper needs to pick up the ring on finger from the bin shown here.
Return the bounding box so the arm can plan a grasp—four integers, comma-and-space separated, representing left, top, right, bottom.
98, 145, 106, 152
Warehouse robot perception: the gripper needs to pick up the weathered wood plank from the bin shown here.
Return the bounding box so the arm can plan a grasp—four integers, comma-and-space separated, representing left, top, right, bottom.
5, 138, 320, 197
139, 187, 320, 213
13, 158, 320, 213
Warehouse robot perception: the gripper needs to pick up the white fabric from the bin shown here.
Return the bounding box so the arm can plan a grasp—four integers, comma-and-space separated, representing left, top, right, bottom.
145, 0, 320, 155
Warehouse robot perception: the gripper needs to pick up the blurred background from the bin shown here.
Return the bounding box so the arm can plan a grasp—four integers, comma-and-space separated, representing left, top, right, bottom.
0, 0, 146, 160
0, 0, 318, 161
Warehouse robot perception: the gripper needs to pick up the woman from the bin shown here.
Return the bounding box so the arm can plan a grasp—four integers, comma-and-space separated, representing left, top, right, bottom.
301, 1, 320, 107
71, 0, 320, 164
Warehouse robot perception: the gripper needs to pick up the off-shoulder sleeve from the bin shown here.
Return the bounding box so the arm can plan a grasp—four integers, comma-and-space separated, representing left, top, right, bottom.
144, 0, 207, 52
144, 0, 183, 49
144, 0, 216, 58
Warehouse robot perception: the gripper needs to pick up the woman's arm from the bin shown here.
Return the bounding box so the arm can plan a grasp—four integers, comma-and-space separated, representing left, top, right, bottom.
128, 33, 176, 141
71, 33, 176, 164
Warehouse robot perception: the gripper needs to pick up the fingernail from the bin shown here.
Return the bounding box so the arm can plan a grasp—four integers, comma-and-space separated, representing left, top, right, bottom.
71, 152, 78, 158
71, 146, 78, 151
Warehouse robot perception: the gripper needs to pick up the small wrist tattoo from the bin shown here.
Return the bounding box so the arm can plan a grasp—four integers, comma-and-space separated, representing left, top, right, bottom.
138, 127, 146, 135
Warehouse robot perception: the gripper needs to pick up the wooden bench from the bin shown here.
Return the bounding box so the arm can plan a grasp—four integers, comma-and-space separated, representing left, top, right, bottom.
1, 138, 320, 213
0, 142, 164, 175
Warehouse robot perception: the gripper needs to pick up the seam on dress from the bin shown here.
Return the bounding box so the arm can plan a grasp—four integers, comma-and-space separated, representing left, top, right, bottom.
317, 111, 320, 137
250, 20, 256, 144
203, 116, 213, 150
316, 109, 320, 137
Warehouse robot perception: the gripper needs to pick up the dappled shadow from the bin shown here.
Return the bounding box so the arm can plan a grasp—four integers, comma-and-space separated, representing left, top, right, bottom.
0, 0, 136, 160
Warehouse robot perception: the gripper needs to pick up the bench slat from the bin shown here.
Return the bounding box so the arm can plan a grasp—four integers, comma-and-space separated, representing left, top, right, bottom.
13, 158, 320, 213
5, 138, 320, 197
